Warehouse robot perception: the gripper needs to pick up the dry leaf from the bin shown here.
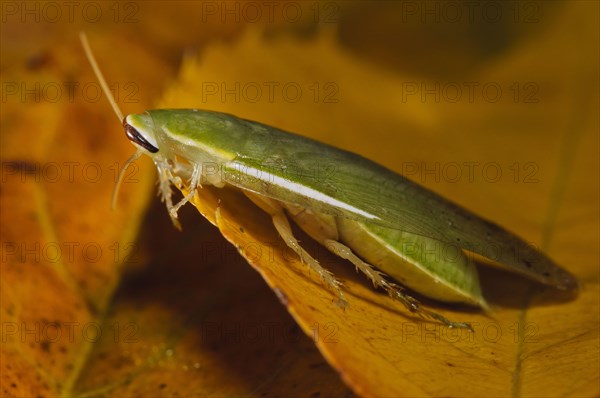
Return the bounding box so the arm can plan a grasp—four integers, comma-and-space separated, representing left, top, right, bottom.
1, 1, 597, 397
157, 9, 598, 398
1, 3, 352, 397
0, 37, 159, 397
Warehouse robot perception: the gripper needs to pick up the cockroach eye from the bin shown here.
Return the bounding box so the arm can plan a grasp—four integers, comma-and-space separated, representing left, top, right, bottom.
123, 122, 159, 153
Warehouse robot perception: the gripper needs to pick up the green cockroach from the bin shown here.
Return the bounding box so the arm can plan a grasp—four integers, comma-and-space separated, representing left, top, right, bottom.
81, 34, 577, 330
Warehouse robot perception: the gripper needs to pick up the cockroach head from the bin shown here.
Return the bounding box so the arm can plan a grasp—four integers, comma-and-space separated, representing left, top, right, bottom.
123, 113, 159, 154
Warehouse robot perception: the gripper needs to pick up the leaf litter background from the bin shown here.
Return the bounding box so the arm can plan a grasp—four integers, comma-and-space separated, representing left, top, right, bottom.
1, 1, 598, 397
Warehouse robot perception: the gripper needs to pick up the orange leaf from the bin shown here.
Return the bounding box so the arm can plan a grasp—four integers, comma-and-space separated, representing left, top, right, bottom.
2, 2, 597, 397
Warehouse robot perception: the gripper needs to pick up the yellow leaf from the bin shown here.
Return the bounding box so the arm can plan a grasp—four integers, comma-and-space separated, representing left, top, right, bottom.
157, 10, 598, 398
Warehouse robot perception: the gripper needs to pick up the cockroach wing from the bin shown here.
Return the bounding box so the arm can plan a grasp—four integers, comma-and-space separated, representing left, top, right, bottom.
147, 109, 578, 291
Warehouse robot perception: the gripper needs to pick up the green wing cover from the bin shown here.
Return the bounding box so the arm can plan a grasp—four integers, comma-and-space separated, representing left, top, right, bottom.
148, 109, 577, 290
